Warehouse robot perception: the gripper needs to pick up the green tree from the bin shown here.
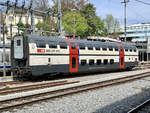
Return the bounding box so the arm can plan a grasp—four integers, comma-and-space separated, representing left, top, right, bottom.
36, 21, 55, 36
62, 11, 88, 38
17, 21, 25, 30
104, 14, 120, 35
80, 3, 105, 36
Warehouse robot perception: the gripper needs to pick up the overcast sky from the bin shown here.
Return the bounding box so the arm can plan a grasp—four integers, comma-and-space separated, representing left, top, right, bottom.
88, 0, 150, 25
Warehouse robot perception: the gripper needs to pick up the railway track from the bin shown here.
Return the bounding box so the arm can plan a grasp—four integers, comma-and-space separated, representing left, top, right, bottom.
0, 72, 150, 112
0, 80, 30, 87
0, 80, 79, 95
127, 98, 150, 113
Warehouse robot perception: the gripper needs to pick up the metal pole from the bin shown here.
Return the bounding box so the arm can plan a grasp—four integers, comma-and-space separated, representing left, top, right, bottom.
124, 0, 127, 42
2, 23, 6, 77
10, 24, 13, 76
58, 0, 62, 36
31, 10, 35, 34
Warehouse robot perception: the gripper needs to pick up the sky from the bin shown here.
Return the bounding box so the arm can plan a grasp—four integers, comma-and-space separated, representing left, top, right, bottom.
88, 0, 150, 25
0, 0, 150, 25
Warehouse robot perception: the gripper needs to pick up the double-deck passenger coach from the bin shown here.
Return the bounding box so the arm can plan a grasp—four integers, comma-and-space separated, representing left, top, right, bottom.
11, 35, 138, 79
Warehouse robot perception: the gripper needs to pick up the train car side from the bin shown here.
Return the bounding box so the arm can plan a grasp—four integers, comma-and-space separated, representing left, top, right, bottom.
11, 35, 138, 79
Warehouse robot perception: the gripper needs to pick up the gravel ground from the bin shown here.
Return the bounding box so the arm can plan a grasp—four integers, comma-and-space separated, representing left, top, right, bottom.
2, 76, 150, 113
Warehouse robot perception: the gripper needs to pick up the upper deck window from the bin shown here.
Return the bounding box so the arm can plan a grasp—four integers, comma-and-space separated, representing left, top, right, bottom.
59, 42, 67, 49
102, 45, 107, 51
79, 43, 85, 50
48, 41, 57, 48
108, 46, 113, 51
37, 42, 46, 48
134, 49, 137, 52
125, 49, 128, 52
115, 47, 118, 51
87, 44, 93, 50
95, 44, 100, 50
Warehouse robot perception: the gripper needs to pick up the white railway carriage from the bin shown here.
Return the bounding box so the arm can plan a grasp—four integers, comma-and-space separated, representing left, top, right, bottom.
11, 35, 138, 79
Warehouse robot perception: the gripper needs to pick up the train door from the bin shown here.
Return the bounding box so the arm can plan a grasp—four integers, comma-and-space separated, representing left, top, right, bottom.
69, 41, 78, 72
14, 36, 24, 59
119, 46, 125, 69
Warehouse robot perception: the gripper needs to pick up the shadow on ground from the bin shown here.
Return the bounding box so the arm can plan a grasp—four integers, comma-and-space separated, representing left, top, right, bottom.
93, 89, 150, 113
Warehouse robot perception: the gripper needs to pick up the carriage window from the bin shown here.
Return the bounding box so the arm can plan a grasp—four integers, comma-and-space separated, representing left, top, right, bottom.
89, 59, 94, 65
130, 49, 132, 52
115, 48, 118, 51
87, 44, 93, 50
135, 58, 138, 61
102, 46, 107, 51
95, 45, 100, 50
72, 57, 76, 68
121, 57, 124, 65
37, 42, 46, 48
108, 46, 113, 51
110, 59, 114, 64
125, 49, 128, 52
104, 59, 108, 65
48, 41, 57, 48
79, 43, 85, 50
59, 42, 67, 49
70, 42, 76, 49
17, 40, 21, 46
97, 59, 101, 65
81, 60, 86, 65
134, 49, 137, 52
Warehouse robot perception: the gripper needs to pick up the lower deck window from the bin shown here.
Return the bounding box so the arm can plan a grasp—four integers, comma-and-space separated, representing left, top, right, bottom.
110, 59, 114, 64
89, 59, 94, 65
96, 59, 101, 65
81, 60, 86, 65
104, 59, 108, 65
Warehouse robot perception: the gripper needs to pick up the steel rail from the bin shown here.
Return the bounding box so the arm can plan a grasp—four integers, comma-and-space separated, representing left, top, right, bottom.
0, 72, 150, 112
0, 80, 80, 95
127, 98, 150, 113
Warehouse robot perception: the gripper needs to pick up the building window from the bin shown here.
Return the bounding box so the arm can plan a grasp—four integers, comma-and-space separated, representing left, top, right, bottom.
89, 59, 94, 65
9, 16, 14, 22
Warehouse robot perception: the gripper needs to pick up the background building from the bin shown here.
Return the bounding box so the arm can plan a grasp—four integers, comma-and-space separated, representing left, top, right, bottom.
0, 9, 43, 43
120, 23, 150, 61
